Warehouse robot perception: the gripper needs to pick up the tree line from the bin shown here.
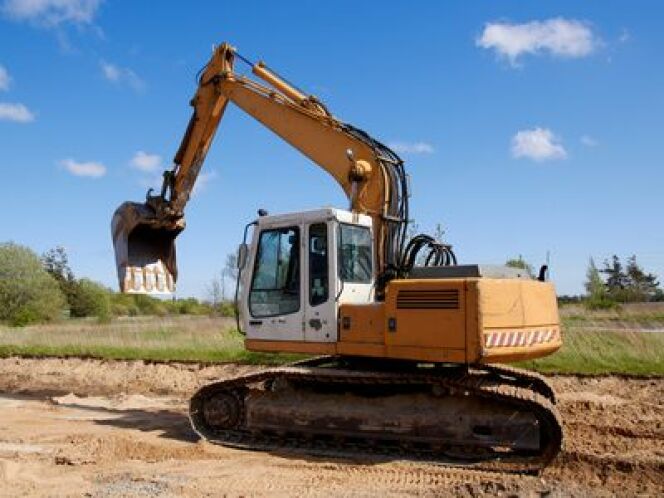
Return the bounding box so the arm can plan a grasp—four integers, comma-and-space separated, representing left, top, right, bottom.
585, 255, 663, 309
507, 253, 662, 309
2, 238, 660, 326
0, 242, 234, 326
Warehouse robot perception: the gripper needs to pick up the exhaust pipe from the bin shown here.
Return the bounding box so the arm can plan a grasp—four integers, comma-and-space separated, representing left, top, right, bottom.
111, 201, 184, 295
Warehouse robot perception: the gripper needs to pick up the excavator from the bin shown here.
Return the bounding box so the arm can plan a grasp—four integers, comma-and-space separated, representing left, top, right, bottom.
111, 43, 563, 472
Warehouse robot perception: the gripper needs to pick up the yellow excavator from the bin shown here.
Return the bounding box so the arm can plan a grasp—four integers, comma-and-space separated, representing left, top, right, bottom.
111, 43, 563, 471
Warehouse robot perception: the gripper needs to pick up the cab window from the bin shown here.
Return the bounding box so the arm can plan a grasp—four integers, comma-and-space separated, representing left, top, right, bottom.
309, 223, 328, 306
249, 227, 300, 317
338, 224, 372, 283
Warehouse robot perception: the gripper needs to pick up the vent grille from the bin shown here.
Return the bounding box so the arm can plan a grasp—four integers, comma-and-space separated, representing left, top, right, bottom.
396, 289, 460, 310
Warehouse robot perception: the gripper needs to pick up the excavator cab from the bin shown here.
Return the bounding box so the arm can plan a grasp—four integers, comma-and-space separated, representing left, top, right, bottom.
237, 208, 375, 344
111, 201, 181, 294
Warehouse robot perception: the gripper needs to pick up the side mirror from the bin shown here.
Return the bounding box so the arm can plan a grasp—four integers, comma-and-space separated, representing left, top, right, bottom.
237, 243, 248, 270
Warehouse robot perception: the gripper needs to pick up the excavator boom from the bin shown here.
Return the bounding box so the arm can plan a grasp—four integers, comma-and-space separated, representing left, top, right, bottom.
112, 43, 406, 294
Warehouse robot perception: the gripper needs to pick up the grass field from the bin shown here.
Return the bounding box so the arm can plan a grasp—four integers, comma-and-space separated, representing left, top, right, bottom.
0, 316, 303, 365
516, 302, 664, 375
0, 307, 662, 375
517, 327, 664, 376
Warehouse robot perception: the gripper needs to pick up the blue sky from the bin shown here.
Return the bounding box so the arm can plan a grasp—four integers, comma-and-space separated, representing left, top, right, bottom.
1, 1, 662, 297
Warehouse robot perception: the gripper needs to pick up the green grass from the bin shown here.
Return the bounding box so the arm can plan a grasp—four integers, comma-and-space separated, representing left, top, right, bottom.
0, 316, 303, 365
559, 301, 664, 324
562, 313, 664, 327
0, 313, 662, 376
517, 327, 664, 376
0, 344, 303, 364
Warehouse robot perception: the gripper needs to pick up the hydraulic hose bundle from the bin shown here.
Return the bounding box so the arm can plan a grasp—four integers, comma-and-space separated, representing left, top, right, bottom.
341, 124, 457, 291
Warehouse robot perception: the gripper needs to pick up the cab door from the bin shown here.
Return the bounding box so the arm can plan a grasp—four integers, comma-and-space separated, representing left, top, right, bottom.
304, 222, 336, 342
246, 225, 304, 341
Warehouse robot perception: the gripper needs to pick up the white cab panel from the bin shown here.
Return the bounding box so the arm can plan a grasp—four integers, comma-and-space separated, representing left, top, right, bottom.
239, 208, 374, 343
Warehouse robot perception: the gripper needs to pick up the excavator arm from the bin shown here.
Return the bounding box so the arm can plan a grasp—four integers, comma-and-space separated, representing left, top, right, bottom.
112, 43, 408, 294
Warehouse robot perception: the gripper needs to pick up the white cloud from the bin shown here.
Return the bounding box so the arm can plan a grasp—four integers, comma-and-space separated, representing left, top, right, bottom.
477, 18, 597, 65
619, 28, 630, 43
2, 0, 102, 26
100, 61, 119, 80
59, 158, 106, 178
388, 141, 434, 154
511, 128, 567, 162
100, 60, 145, 92
0, 65, 10, 91
0, 102, 34, 122
130, 151, 162, 172
580, 135, 598, 147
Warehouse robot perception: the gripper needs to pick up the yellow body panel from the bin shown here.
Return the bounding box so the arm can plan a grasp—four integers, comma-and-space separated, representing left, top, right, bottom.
338, 303, 384, 344
479, 279, 560, 329
478, 279, 561, 362
246, 277, 561, 365
384, 279, 467, 350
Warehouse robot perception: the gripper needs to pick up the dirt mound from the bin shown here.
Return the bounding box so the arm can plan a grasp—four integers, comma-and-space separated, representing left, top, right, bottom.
0, 356, 257, 396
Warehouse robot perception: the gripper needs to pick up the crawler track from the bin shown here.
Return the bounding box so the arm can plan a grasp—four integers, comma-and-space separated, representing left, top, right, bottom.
189, 361, 563, 474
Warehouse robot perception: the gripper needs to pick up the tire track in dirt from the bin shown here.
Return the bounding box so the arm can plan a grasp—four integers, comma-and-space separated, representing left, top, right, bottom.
0, 357, 661, 497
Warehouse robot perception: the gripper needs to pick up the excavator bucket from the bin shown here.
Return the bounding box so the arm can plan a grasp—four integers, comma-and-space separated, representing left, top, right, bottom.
111, 201, 183, 295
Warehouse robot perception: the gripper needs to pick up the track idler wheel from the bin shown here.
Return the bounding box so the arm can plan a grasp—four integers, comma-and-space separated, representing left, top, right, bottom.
201, 390, 244, 430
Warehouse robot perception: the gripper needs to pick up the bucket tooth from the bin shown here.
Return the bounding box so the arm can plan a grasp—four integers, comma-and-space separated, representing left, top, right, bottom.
111, 201, 184, 295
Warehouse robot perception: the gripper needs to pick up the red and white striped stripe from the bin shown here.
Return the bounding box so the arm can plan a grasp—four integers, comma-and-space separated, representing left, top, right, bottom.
484, 328, 558, 349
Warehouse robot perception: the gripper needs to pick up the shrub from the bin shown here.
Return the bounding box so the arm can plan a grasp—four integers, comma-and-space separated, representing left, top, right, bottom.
505, 255, 535, 277
109, 293, 215, 317
218, 301, 237, 317
69, 278, 111, 321
584, 295, 621, 311
0, 242, 66, 326
109, 293, 140, 317
131, 294, 168, 316
175, 298, 213, 315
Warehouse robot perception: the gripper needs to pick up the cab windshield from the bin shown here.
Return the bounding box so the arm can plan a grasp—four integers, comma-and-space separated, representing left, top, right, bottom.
249, 227, 300, 317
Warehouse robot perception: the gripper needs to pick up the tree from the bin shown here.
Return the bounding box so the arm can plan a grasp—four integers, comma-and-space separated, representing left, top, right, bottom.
584, 257, 617, 310
207, 274, 223, 309
433, 223, 446, 242
222, 252, 239, 299
601, 255, 629, 301
505, 255, 534, 277
590, 254, 662, 304
406, 221, 420, 241
585, 258, 604, 295
624, 255, 660, 302
224, 252, 239, 282
0, 242, 66, 325
42, 246, 114, 320
405, 221, 452, 266
653, 288, 664, 302
42, 246, 74, 282
42, 246, 76, 305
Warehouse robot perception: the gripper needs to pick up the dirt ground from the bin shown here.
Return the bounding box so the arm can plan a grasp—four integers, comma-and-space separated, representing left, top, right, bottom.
0, 358, 661, 497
